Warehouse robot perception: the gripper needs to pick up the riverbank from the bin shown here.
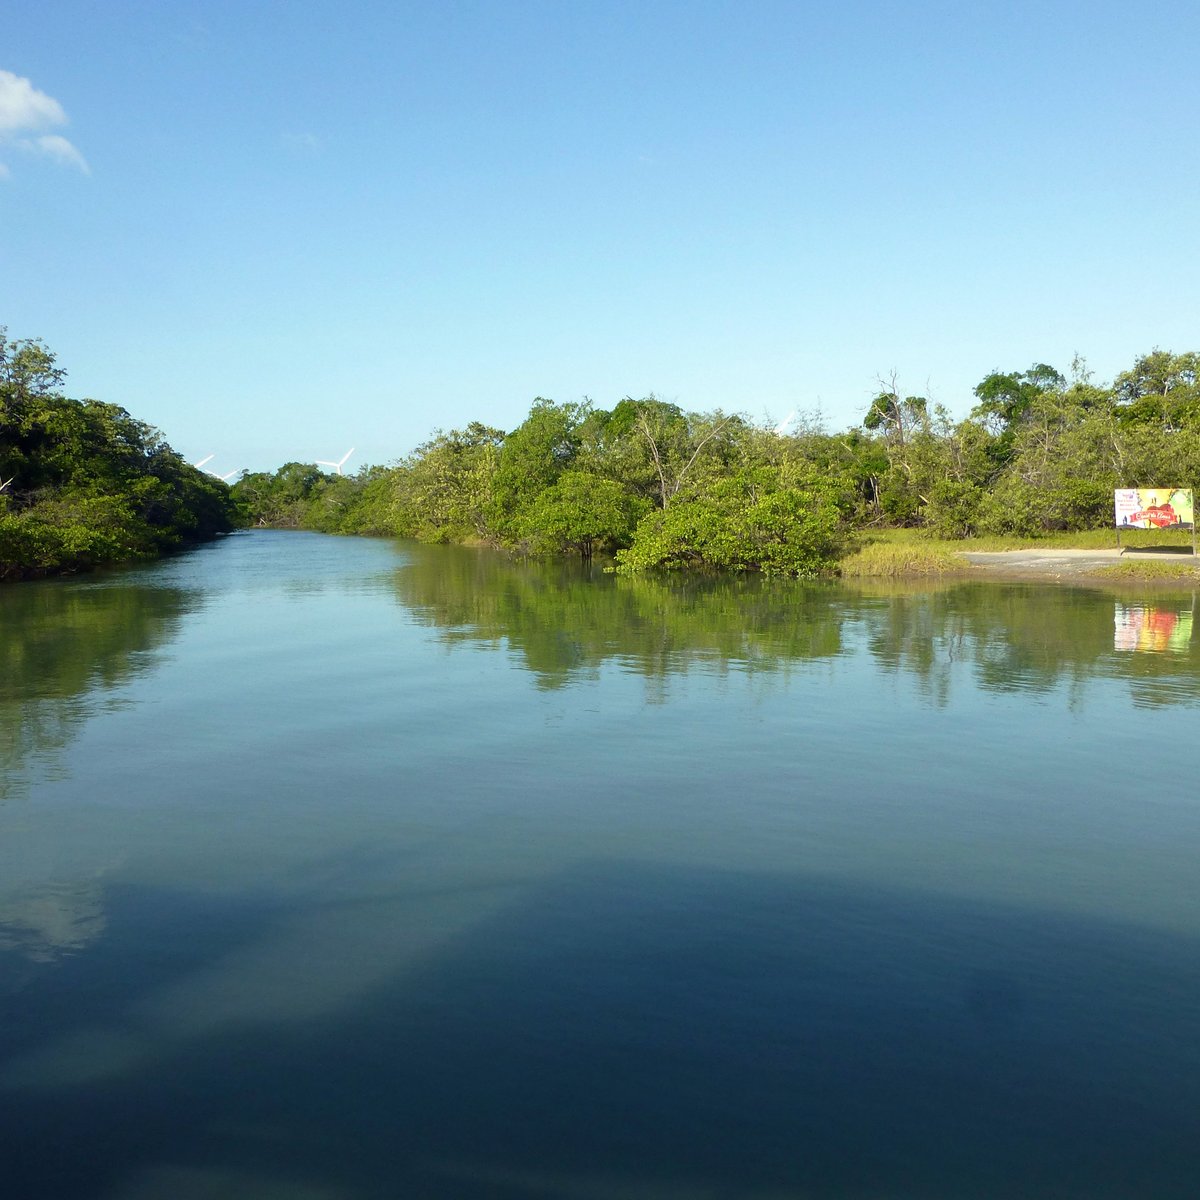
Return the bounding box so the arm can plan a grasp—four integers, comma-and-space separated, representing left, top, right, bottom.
959, 546, 1200, 583
839, 527, 1200, 584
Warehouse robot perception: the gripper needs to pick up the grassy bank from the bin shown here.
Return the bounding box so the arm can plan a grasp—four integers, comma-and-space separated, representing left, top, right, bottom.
858, 526, 1194, 552
838, 526, 1199, 579
838, 539, 970, 577
1095, 560, 1200, 581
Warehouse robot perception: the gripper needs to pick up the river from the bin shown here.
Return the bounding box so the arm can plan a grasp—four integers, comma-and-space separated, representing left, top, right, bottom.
2, 530, 1198, 1198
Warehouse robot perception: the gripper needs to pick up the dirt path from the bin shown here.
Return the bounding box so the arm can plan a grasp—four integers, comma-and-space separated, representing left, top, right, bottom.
960, 547, 1198, 581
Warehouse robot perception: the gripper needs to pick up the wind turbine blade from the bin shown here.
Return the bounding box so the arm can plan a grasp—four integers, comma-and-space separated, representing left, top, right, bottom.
193, 454, 215, 469
773, 411, 796, 437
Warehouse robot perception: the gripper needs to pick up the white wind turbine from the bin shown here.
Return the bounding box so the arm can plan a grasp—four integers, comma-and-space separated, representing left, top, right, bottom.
196, 456, 240, 482
316, 447, 355, 475
773, 410, 796, 436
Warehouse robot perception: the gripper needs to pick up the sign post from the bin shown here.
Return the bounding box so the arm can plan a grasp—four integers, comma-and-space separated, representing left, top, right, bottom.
1114, 488, 1196, 554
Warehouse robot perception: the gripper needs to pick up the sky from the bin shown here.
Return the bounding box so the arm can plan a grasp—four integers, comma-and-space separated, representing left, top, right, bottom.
2, 0, 1199, 476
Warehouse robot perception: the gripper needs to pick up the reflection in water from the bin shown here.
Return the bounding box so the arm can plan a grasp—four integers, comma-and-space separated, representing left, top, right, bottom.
835, 581, 1200, 709
390, 544, 1200, 709
0, 578, 198, 964
0, 879, 107, 963
391, 548, 845, 693
1115, 601, 1194, 654
0, 579, 198, 802
2, 534, 1200, 1198
3, 864, 1198, 1200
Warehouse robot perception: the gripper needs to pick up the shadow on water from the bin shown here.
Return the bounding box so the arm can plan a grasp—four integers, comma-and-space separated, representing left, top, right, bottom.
0, 860, 1196, 1199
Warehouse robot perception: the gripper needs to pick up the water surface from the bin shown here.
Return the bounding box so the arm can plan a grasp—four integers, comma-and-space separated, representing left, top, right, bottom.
2, 531, 1197, 1198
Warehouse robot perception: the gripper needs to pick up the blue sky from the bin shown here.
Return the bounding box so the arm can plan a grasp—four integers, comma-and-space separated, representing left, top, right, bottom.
2, 1, 1198, 475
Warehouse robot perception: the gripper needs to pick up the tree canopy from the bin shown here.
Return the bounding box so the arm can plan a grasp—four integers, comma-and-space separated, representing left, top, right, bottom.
234, 343, 1200, 576
1, 329, 240, 579
26, 327, 1200, 582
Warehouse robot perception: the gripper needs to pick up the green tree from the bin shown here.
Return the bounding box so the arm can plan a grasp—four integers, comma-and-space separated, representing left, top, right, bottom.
1, 329, 238, 578
386, 423, 504, 541
616, 467, 850, 577
861, 379, 931, 524
863, 384, 928, 448
1113, 350, 1200, 431
622, 397, 742, 509
517, 469, 650, 558
488, 399, 587, 538
975, 391, 1116, 534
234, 463, 327, 527
971, 363, 1066, 464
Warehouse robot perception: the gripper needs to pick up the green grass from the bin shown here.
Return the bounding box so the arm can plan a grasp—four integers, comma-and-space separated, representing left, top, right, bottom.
858, 526, 1195, 552
1094, 560, 1200, 581
839, 540, 970, 577
841, 524, 1199, 577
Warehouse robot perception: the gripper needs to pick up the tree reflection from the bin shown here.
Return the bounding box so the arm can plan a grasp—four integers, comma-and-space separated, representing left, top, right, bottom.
0, 580, 197, 802
847, 580, 1200, 708
389, 545, 845, 691
390, 544, 1200, 708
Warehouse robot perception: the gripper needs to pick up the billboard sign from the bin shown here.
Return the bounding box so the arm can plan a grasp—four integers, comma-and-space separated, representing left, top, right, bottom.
1114, 488, 1194, 530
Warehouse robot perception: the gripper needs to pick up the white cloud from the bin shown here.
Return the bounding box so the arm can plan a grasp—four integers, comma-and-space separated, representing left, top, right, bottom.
25, 133, 89, 173
0, 70, 65, 133
0, 68, 87, 177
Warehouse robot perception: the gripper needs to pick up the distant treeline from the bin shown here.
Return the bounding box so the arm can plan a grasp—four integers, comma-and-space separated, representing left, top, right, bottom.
0, 330, 239, 580
235, 349, 1200, 576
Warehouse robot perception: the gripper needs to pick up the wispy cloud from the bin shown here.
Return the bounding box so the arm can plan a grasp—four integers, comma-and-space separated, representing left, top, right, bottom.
282, 130, 322, 155
0, 69, 88, 177
23, 133, 90, 173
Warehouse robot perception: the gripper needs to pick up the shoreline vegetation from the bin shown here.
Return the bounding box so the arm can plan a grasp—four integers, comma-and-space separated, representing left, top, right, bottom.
0, 330, 239, 580
5, 328, 1200, 583
233, 349, 1200, 580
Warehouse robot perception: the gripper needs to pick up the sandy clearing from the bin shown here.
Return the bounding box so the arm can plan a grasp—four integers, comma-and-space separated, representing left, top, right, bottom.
959, 547, 1199, 581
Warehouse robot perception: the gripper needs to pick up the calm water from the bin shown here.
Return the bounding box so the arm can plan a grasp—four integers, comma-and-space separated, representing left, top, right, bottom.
2, 531, 1198, 1199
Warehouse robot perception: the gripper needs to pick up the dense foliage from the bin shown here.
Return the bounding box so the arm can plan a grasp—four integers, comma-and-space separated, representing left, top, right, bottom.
235, 346, 1200, 576
0, 330, 239, 579
236, 397, 859, 576
13, 319, 1197, 581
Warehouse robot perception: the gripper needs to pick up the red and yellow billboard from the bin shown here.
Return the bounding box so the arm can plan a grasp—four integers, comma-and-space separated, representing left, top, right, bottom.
1114, 488, 1194, 530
